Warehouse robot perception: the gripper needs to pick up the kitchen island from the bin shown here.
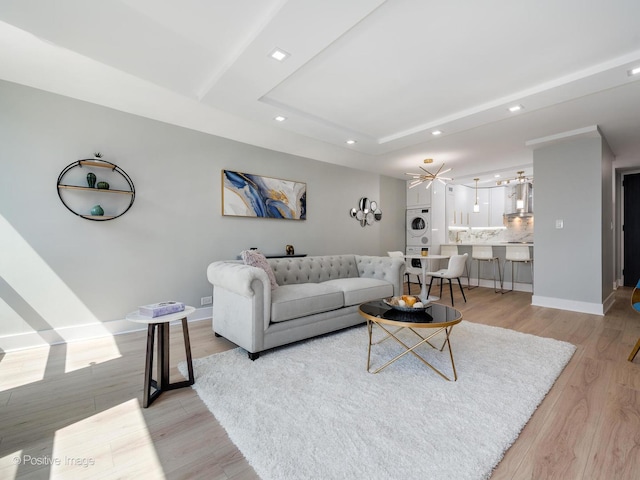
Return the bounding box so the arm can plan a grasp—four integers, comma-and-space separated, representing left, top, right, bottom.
443, 243, 533, 292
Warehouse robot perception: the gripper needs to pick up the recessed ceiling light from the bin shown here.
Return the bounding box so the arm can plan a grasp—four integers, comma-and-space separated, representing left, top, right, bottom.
628, 66, 640, 76
431, 130, 442, 136
346, 139, 357, 145
274, 115, 287, 122
494, 174, 501, 178
508, 104, 524, 112
269, 48, 290, 62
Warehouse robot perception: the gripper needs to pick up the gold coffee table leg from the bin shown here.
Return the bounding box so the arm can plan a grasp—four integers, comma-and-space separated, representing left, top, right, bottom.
367, 322, 457, 381
366, 319, 373, 372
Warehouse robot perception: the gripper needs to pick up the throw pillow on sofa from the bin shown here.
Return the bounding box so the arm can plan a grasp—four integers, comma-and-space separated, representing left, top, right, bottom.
241, 250, 278, 290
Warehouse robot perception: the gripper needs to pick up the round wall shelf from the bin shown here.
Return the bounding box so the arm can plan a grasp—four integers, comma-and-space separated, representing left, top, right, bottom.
57, 158, 135, 221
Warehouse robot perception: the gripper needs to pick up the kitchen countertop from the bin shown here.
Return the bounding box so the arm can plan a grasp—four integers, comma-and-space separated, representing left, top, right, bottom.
445, 242, 534, 246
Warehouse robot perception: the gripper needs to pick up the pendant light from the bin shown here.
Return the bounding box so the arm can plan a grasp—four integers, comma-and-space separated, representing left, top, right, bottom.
516, 171, 525, 210
473, 178, 480, 212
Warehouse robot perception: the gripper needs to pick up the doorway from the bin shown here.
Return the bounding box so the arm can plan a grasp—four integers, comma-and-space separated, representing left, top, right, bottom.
623, 173, 640, 286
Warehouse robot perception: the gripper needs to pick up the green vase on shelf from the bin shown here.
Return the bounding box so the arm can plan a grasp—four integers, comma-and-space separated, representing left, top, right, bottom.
97, 181, 110, 189
90, 205, 104, 216
87, 172, 96, 188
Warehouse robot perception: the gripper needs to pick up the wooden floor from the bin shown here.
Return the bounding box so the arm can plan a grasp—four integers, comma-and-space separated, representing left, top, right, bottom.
1, 286, 639, 479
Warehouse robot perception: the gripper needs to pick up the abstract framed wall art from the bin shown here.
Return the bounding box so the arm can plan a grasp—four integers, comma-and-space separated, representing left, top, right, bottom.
222, 170, 307, 220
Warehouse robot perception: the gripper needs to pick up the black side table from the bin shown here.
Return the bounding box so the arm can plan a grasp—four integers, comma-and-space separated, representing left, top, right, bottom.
126, 306, 195, 407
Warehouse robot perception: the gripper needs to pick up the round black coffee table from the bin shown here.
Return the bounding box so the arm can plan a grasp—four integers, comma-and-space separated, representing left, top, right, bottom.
358, 300, 463, 380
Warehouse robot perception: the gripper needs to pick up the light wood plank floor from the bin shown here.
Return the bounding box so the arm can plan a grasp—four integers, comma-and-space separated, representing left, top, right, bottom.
1, 286, 639, 479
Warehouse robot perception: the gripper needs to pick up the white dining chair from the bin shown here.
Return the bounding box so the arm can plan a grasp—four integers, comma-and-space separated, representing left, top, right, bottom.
426, 253, 468, 306
387, 251, 423, 294
440, 245, 469, 287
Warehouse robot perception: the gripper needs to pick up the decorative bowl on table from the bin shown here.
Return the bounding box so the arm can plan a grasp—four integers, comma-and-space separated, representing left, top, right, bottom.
383, 296, 430, 312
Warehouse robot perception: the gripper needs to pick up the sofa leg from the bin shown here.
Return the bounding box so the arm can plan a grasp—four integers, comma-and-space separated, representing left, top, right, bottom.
248, 352, 260, 361
214, 331, 222, 337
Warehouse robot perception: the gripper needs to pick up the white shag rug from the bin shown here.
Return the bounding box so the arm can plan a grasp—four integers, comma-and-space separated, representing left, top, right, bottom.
179, 321, 575, 480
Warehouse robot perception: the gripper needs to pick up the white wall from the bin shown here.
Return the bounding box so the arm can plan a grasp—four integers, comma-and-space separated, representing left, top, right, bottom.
0, 80, 406, 350
531, 128, 614, 314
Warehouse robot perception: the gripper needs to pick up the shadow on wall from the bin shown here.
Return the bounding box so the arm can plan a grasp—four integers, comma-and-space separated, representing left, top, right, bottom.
0, 214, 117, 351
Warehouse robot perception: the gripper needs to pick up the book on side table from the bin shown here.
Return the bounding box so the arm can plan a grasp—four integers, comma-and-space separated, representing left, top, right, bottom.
138, 301, 185, 318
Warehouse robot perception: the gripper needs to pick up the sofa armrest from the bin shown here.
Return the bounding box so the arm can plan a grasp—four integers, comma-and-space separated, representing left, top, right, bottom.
356, 256, 406, 296
207, 261, 270, 298
207, 261, 272, 327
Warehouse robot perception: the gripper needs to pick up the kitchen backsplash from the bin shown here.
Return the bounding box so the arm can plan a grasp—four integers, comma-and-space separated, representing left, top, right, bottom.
448, 215, 534, 243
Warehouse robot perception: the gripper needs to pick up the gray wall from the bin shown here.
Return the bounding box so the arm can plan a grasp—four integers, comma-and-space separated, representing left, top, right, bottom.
532, 131, 614, 312
379, 175, 407, 254
601, 140, 614, 297
0, 80, 405, 346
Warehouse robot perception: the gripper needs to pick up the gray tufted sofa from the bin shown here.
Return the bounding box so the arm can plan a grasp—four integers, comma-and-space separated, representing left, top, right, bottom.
206, 255, 405, 359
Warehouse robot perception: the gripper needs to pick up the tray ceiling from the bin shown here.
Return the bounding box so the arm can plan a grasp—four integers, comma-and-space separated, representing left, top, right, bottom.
1, 0, 640, 183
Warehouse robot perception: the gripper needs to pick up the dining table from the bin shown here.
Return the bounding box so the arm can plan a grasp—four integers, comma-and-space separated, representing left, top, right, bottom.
404, 254, 449, 302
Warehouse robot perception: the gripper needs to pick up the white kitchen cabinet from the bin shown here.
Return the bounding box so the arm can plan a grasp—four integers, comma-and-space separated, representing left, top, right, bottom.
470, 188, 489, 227
489, 186, 505, 226
445, 185, 455, 226
430, 180, 447, 248
453, 184, 469, 225
446, 184, 507, 231
406, 180, 431, 207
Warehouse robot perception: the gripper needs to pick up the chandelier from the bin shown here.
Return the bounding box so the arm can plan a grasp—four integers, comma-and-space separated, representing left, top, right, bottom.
406, 159, 453, 189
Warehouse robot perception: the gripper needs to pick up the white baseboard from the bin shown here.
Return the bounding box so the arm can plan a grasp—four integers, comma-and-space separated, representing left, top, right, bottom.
531, 295, 605, 315
0, 306, 213, 352
602, 291, 616, 314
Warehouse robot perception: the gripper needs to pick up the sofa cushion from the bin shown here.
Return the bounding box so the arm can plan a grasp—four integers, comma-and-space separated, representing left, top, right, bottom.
242, 250, 278, 290
271, 283, 344, 323
322, 278, 393, 306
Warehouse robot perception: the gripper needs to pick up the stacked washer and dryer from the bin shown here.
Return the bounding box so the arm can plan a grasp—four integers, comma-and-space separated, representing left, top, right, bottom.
406, 207, 431, 269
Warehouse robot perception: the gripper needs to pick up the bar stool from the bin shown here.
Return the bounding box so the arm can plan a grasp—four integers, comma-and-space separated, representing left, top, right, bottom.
502, 245, 533, 293
469, 245, 502, 292
440, 245, 470, 287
